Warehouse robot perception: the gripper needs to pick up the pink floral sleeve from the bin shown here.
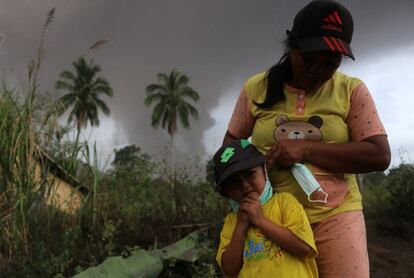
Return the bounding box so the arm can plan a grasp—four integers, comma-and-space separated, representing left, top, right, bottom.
227, 89, 255, 139
347, 82, 387, 142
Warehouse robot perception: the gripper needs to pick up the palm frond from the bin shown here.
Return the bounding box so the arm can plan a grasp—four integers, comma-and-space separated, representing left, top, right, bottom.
144, 92, 164, 106
55, 56, 113, 130
182, 101, 199, 119
92, 78, 113, 97
178, 105, 190, 129
55, 80, 75, 91
146, 84, 167, 95
59, 70, 77, 82
179, 87, 200, 101
57, 93, 77, 108
174, 71, 190, 89
145, 69, 199, 135
94, 99, 111, 116
151, 100, 167, 128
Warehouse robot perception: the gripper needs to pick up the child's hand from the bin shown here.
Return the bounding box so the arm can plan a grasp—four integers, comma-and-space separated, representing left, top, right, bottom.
236, 210, 250, 233
240, 192, 265, 227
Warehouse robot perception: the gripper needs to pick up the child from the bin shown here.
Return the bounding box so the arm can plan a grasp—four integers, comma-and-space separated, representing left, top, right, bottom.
213, 139, 318, 277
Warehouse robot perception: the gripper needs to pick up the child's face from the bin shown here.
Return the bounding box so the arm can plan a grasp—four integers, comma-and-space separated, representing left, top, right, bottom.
221, 165, 266, 203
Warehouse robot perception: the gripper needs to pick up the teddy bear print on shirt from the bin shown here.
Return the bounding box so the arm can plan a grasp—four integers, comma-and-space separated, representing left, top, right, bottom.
273, 115, 323, 142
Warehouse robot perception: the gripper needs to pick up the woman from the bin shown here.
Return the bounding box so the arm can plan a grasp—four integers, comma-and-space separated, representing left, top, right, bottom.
223, 1, 391, 277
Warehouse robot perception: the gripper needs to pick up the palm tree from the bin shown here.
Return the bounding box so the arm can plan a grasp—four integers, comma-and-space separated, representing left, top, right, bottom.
55, 57, 113, 135
144, 69, 199, 217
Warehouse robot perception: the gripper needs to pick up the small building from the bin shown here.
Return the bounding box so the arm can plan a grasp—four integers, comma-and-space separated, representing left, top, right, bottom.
36, 150, 89, 214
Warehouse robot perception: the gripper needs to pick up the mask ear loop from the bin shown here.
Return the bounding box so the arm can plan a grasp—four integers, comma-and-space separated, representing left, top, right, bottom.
264, 164, 270, 180
263, 164, 273, 192
308, 188, 328, 204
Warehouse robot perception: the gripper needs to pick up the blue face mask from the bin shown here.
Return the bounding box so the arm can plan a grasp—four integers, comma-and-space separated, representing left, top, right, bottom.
291, 163, 328, 203
228, 167, 273, 212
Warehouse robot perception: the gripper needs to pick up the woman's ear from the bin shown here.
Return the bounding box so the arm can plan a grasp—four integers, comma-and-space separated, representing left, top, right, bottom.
289, 49, 303, 73
289, 49, 301, 60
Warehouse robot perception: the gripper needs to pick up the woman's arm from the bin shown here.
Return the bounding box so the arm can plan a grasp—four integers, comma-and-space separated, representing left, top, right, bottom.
266, 83, 391, 173
266, 134, 391, 173
223, 130, 241, 145
223, 89, 255, 145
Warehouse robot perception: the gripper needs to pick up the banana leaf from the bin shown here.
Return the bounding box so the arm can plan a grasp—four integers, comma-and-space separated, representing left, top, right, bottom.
72, 231, 201, 278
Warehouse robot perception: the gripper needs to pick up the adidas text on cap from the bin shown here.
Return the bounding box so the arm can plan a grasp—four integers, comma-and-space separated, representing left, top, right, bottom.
288, 0, 355, 60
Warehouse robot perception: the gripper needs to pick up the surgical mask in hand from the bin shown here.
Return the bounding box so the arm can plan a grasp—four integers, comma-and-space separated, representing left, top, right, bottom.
228, 168, 273, 212
291, 163, 328, 204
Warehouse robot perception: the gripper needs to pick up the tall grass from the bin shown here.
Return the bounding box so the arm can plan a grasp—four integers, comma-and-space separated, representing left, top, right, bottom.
0, 79, 101, 276
0, 79, 53, 271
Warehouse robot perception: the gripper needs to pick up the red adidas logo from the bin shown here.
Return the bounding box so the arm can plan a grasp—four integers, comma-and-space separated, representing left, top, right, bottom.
323, 11, 343, 25
322, 36, 349, 55
322, 11, 343, 32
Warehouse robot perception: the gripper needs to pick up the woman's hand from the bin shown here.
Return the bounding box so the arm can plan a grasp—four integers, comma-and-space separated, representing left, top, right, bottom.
266, 140, 311, 169
266, 135, 390, 174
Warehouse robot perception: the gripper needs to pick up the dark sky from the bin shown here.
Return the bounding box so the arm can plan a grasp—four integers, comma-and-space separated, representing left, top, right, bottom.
1, 0, 414, 167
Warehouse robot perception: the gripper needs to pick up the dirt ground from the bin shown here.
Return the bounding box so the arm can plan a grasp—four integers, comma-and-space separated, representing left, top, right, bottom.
366, 218, 414, 278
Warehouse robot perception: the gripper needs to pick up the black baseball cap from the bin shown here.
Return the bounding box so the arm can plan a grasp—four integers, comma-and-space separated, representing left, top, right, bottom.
288, 0, 355, 60
212, 140, 265, 191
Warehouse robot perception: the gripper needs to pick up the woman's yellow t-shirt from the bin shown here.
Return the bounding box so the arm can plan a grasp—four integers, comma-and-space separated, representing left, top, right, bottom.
241, 71, 370, 223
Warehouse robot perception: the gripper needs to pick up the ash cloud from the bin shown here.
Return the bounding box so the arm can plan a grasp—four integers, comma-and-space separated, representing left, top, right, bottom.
1, 0, 413, 167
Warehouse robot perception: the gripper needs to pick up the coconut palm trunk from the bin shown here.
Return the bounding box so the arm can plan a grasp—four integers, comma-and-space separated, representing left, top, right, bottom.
144, 69, 200, 226
170, 133, 177, 218
168, 112, 178, 221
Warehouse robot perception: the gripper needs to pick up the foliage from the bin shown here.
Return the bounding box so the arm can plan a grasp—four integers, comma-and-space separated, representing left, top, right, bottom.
112, 144, 154, 176
385, 163, 414, 218
144, 69, 201, 223
361, 164, 414, 240
159, 231, 222, 278
144, 69, 199, 136
360, 172, 389, 216
361, 164, 414, 220
54, 57, 113, 132
205, 157, 215, 185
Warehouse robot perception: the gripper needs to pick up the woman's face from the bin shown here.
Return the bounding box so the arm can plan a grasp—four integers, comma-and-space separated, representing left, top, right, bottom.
289, 49, 342, 92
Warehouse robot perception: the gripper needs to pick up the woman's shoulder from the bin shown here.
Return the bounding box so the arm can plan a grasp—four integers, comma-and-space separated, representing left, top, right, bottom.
243, 71, 267, 101
333, 71, 363, 88
244, 71, 267, 89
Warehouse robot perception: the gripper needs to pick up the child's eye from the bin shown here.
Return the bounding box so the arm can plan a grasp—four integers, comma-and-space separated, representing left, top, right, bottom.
245, 170, 256, 179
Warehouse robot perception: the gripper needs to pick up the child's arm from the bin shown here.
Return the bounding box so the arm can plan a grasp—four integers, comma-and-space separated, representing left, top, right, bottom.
241, 193, 312, 258
221, 211, 250, 276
